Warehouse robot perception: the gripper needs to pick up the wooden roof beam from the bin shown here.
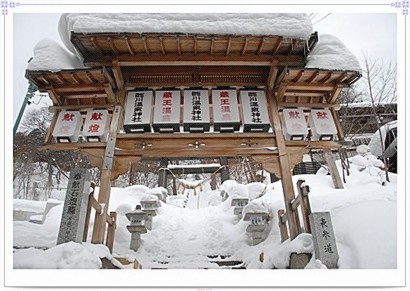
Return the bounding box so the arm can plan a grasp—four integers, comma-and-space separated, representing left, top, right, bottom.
194, 36, 198, 55
292, 70, 304, 82
177, 37, 182, 55
257, 37, 265, 55
142, 36, 151, 56
329, 85, 343, 104
306, 71, 320, 83
272, 37, 283, 55
112, 59, 124, 91
124, 37, 135, 55
210, 37, 215, 55
104, 83, 116, 103
53, 84, 110, 93
241, 37, 249, 55
46, 85, 61, 106
286, 82, 335, 91
276, 84, 288, 103
226, 37, 232, 56
91, 37, 103, 54
107, 37, 119, 55
53, 73, 67, 85
319, 72, 333, 83
159, 37, 166, 55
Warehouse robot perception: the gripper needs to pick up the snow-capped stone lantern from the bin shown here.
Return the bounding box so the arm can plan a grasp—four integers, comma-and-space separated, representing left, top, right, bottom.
126, 205, 147, 251
231, 198, 249, 218
123, 90, 153, 133
140, 196, 161, 231
82, 109, 110, 142
52, 110, 82, 143
309, 108, 337, 141
282, 108, 308, 141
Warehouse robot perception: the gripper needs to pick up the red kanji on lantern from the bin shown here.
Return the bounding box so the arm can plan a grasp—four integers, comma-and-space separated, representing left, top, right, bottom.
316, 111, 328, 119
220, 98, 230, 105
62, 113, 74, 121
220, 91, 229, 98
90, 112, 103, 121
221, 106, 231, 113
163, 92, 172, 98
288, 111, 300, 119
163, 99, 172, 106
162, 107, 172, 114
88, 124, 100, 133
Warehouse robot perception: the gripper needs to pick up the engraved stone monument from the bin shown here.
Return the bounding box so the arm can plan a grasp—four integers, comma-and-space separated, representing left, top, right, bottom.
57, 168, 91, 244
309, 211, 339, 268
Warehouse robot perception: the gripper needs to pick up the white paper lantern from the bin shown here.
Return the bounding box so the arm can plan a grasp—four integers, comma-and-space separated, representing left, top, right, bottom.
153, 90, 181, 133
212, 89, 240, 132
82, 109, 110, 142
123, 90, 153, 133
282, 108, 308, 141
183, 89, 210, 132
240, 90, 270, 132
309, 108, 338, 141
52, 111, 82, 143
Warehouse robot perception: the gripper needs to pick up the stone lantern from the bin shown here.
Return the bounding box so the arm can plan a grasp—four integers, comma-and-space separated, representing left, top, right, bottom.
231, 198, 249, 219
140, 197, 161, 231
126, 205, 147, 251
244, 212, 269, 245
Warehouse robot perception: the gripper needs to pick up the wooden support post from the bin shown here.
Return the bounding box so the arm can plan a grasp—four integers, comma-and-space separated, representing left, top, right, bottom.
296, 179, 312, 234
278, 209, 289, 242
269, 90, 301, 240
106, 212, 117, 254
220, 157, 230, 183
91, 105, 122, 244
158, 158, 168, 188
323, 148, 344, 189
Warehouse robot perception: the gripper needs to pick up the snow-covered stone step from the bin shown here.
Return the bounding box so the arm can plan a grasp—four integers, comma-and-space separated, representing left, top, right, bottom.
145, 255, 245, 269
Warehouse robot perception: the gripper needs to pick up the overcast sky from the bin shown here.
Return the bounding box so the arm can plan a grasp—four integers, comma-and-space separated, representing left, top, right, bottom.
13, 13, 397, 127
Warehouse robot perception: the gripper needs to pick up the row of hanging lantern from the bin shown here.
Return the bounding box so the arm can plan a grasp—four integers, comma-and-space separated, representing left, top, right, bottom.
123, 89, 271, 134
51, 90, 338, 143
52, 109, 110, 143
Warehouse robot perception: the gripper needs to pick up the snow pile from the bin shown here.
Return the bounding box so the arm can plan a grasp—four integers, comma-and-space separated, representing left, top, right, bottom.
59, 13, 313, 54
27, 38, 85, 71
306, 34, 361, 72
13, 242, 118, 269
13, 199, 46, 213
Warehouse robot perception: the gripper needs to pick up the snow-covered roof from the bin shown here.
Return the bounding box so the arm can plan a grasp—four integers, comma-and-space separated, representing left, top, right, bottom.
305, 34, 361, 73
27, 39, 85, 72
59, 13, 313, 53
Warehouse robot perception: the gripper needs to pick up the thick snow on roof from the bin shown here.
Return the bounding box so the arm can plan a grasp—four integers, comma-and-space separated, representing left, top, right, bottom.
305, 34, 361, 72
59, 13, 313, 54
27, 38, 85, 71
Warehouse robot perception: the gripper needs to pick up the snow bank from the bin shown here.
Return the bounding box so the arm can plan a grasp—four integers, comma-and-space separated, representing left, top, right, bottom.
13, 242, 117, 269
27, 38, 85, 71
306, 34, 361, 72
13, 199, 46, 213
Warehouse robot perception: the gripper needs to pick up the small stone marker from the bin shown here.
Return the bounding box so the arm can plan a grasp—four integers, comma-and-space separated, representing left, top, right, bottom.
231, 198, 249, 218
244, 212, 269, 245
57, 168, 91, 244
309, 212, 339, 269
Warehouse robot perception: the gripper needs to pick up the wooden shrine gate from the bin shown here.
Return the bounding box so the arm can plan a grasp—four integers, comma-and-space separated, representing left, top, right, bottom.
27, 31, 361, 244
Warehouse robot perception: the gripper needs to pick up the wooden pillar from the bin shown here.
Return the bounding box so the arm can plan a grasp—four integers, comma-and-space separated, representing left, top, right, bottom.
91, 105, 122, 244
158, 158, 168, 188
220, 157, 230, 183
323, 148, 344, 189
268, 90, 301, 240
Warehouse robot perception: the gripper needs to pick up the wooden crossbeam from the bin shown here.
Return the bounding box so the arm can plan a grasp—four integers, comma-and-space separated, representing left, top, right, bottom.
177, 37, 182, 55
292, 70, 304, 82
112, 59, 124, 91
256, 37, 265, 55
46, 85, 61, 106
329, 84, 343, 104
266, 61, 279, 90
319, 72, 333, 83
306, 71, 320, 83
272, 37, 283, 55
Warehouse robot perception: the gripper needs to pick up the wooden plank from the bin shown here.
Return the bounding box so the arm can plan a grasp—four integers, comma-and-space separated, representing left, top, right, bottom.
278, 102, 338, 109
177, 37, 182, 55
272, 37, 283, 55
306, 71, 320, 83
105, 212, 117, 253
285, 82, 336, 91
296, 179, 312, 234
194, 36, 198, 55
48, 104, 115, 111
330, 107, 344, 140
54, 83, 108, 93
292, 70, 304, 82
91, 37, 103, 54
320, 72, 333, 83
276, 84, 288, 103
278, 209, 289, 242
104, 84, 116, 103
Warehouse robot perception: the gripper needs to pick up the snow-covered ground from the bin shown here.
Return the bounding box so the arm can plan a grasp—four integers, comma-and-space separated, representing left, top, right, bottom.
9, 150, 404, 287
